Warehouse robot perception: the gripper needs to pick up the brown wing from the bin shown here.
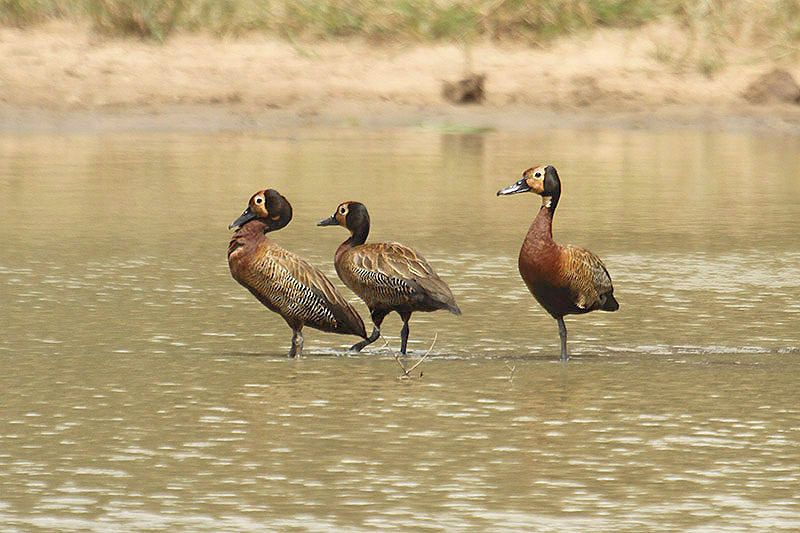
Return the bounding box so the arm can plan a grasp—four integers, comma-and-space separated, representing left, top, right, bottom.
242, 243, 366, 337
560, 245, 615, 311
342, 242, 460, 313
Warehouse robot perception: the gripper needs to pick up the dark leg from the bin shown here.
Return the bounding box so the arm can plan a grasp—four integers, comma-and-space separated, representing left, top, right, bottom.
289, 328, 304, 358
557, 317, 568, 361
399, 312, 412, 355
349, 309, 388, 352
350, 327, 379, 352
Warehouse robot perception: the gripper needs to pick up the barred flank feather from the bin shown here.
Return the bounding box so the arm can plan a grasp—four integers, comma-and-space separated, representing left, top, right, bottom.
236, 242, 366, 336
339, 242, 460, 314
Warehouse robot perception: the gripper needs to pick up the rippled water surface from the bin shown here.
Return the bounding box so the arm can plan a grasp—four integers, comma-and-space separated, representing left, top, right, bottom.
1, 126, 799, 531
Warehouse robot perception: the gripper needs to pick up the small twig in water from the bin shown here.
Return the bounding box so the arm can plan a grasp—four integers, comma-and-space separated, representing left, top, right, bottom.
504, 361, 516, 382
378, 337, 405, 373
406, 332, 437, 374
383, 332, 438, 379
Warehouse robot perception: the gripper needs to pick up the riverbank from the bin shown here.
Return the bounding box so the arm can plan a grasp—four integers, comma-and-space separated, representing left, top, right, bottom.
2, 21, 800, 134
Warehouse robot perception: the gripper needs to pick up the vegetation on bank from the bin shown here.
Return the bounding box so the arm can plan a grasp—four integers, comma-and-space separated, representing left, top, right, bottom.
2, 1, 799, 61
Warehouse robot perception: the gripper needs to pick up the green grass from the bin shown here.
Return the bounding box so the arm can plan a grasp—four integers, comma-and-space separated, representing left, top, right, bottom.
2, 0, 800, 62
0, 0, 66, 26
84, 0, 185, 41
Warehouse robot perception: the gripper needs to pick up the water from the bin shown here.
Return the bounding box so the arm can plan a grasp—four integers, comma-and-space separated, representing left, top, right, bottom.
1, 126, 799, 531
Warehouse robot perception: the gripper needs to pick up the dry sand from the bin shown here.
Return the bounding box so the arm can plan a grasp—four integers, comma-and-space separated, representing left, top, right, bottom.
2, 20, 800, 134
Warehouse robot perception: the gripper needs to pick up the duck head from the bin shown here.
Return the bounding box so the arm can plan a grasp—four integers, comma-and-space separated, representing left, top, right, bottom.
229, 189, 293, 232
497, 165, 561, 209
317, 201, 370, 245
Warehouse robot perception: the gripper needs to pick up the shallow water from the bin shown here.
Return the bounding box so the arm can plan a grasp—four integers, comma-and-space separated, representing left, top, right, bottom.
1, 126, 799, 531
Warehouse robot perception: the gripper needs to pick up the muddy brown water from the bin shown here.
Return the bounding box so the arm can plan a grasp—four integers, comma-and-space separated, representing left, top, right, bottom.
1, 127, 799, 531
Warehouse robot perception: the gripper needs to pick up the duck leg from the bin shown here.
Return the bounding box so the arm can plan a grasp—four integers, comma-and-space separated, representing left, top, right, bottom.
557, 317, 568, 361
350, 309, 388, 352
289, 328, 304, 358
350, 327, 379, 352
399, 311, 412, 355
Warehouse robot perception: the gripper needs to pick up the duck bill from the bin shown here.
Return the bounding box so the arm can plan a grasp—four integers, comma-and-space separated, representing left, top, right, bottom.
317, 215, 338, 227
229, 207, 257, 229
496, 179, 531, 196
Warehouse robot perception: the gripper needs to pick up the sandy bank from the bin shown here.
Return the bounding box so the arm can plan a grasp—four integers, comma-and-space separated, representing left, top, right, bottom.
2, 21, 800, 134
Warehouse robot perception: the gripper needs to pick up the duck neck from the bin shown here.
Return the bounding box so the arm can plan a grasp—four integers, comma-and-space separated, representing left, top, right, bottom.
542, 188, 560, 213
228, 220, 268, 257
335, 224, 368, 266
349, 220, 369, 247
531, 199, 556, 243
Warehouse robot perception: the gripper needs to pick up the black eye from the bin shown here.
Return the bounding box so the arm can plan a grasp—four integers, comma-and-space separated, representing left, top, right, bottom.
339, 206, 346, 214
534, 171, 542, 178
255, 197, 263, 204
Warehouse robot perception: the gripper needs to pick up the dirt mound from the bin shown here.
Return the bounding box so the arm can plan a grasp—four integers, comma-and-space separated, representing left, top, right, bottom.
743, 69, 800, 104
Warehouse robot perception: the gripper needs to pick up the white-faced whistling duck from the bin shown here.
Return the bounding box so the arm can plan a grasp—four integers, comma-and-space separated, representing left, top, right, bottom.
497, 165, 618, 361
228, 189, 368, 357
317, 201, 461, 354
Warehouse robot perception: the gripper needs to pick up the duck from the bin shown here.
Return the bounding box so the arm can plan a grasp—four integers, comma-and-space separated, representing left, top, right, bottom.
317, 201, 461, 354
228, 189, 367, 357
497, 165, 618, 360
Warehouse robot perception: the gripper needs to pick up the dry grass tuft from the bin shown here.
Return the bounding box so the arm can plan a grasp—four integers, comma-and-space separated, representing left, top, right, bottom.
2, 0, 799, 64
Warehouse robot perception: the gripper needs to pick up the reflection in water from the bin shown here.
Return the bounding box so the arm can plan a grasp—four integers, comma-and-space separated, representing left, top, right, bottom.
1, 128, 799, 531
